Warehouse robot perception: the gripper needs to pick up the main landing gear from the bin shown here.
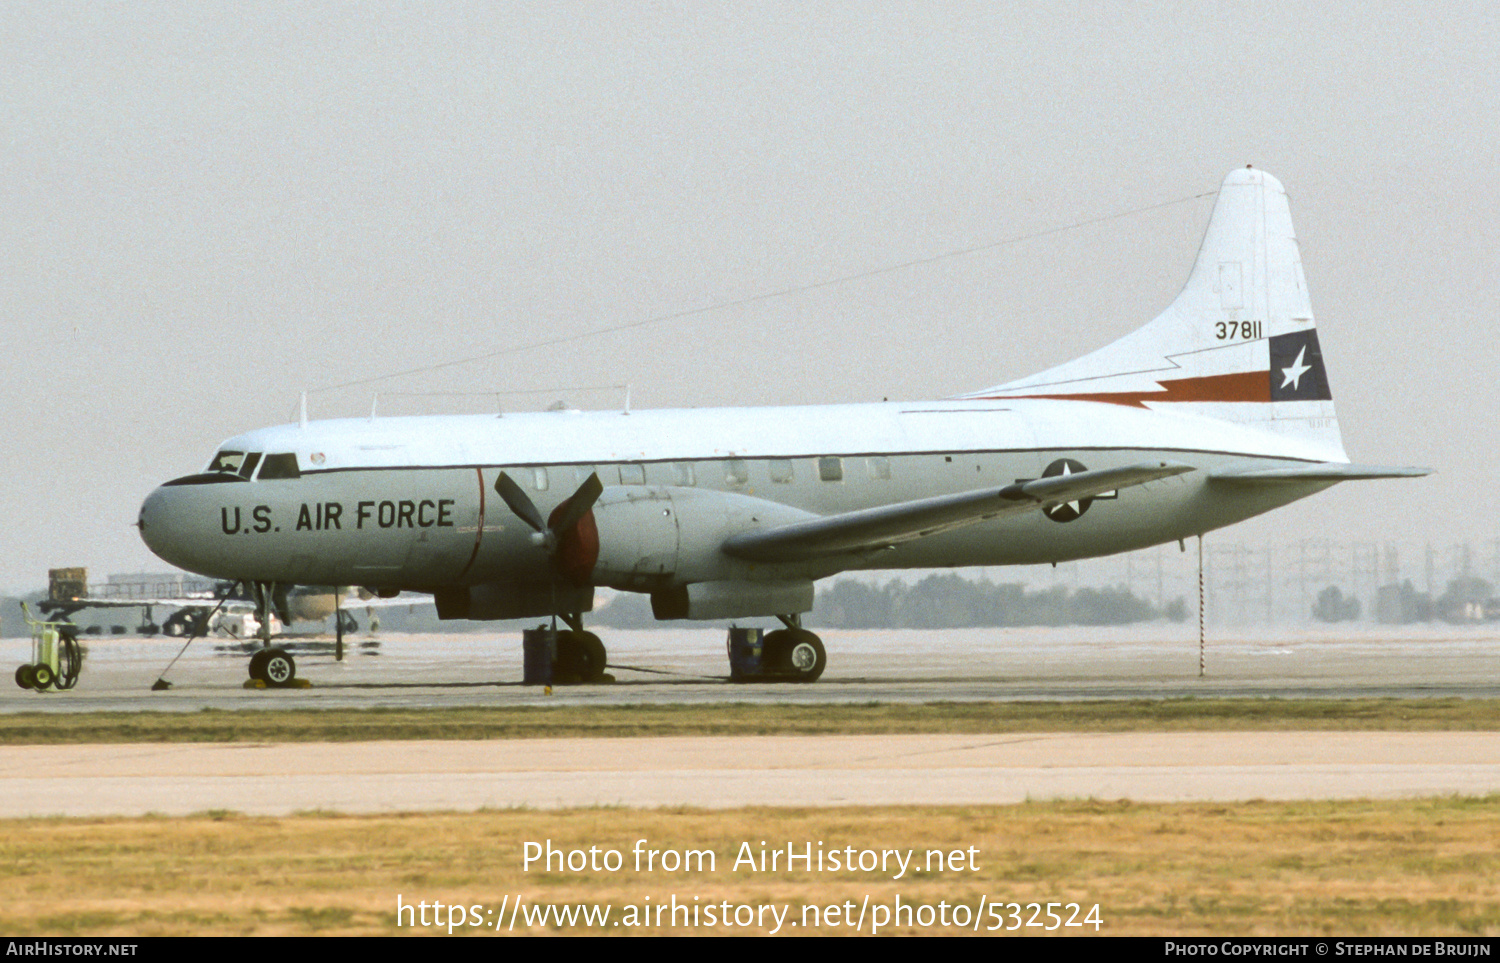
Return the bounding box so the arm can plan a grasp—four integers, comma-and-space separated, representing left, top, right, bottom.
525, 613, 609, 685
728, 616, 827, 683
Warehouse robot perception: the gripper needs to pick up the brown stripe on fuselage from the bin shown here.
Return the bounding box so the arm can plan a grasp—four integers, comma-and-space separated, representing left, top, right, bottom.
982, 370, 1271, 408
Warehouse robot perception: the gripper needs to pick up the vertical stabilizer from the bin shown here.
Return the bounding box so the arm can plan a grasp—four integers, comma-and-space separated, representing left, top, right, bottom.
968, 168, 1346, 460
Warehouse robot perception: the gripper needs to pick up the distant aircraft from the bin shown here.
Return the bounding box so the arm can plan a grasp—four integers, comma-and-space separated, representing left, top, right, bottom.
138, 168, 1427, 684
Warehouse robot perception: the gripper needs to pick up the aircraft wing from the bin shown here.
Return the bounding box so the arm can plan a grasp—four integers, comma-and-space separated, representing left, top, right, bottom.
721, 460, 1195, 563
38, 596, 238, 612
1209, 463, 1432, 483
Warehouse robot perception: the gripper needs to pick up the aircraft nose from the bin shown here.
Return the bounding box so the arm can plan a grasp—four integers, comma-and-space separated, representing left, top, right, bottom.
138, 485, 171, 556
138, 483, 199, 572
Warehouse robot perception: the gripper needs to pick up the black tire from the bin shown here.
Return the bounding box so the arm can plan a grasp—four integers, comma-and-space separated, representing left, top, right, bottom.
248, 649, 271, 683
784, 630, 826, 682
760, 629, 790, 677
577, 631, 607, 682
31, 664, 55, 690
15, 665, 34, 690
552, 631, 584, 684
762, 629, 826, 682
262, 649, 296, 686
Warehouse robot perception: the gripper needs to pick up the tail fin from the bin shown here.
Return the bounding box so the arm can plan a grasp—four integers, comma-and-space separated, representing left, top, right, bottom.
968, 167, 1346, 460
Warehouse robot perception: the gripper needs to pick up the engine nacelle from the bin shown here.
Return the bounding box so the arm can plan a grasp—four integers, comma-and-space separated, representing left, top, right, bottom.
433, 582, 594, 621
649, 579, 814, 620
590, 486, 818, 589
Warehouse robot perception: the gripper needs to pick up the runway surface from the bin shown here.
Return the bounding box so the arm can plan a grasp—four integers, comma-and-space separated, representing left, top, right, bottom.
2, 732, 1498, 817
3, 626, 1497, 816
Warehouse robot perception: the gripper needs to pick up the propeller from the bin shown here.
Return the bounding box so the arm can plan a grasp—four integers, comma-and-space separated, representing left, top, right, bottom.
495, 471, 604, 584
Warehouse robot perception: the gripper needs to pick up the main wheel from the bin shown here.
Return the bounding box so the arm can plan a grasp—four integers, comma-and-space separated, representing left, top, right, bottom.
784, 630, 826, 682
577, 631, 607, 682
262, 649, 296, 686
763, 629, 826, 682
553, 631, 605, 684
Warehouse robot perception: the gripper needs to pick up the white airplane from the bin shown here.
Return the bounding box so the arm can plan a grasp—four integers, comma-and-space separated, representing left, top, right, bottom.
138, 168, 1427, 684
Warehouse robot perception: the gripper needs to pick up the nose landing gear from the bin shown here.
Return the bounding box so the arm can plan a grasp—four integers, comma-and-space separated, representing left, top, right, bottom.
244, 581, 301, 688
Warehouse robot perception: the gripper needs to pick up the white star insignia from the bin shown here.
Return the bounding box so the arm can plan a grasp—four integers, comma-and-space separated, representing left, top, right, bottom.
1280, 346, 1311, 390
1054, 462, 1081, 515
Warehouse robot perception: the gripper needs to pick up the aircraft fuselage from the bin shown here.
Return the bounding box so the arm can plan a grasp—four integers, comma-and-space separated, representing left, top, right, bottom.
138, 397, 1332, 594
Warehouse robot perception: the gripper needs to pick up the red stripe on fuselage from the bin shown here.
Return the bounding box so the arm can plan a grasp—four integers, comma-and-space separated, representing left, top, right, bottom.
980, 370, 1270, 408
454, 467, 486, 581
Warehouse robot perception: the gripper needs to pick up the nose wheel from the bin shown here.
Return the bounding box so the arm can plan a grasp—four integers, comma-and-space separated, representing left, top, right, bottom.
248, 648, 297, 686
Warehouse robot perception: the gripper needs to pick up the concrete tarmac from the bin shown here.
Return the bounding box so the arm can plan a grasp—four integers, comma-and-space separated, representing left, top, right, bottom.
3, 626, 1497, 816
2, 732, 1498, 817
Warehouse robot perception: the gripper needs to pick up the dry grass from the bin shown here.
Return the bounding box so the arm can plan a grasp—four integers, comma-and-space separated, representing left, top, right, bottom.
3, 698, 1499, 744
4, 799, 1497, 936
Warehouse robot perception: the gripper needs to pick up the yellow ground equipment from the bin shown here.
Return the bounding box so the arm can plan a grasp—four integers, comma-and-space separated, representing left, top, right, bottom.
15, 602, 82, 692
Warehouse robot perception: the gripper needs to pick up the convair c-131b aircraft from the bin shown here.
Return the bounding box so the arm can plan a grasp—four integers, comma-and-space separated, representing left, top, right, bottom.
138, 168, 1427, 685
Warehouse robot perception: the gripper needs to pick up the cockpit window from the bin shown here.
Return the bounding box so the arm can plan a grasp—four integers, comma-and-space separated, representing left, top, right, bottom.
207, 450, 245, 474
258, 453, 301, 480
238, 452, 263, 479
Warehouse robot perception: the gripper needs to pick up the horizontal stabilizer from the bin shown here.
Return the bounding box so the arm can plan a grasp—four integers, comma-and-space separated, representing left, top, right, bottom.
722, 461, 1195, 563
1210, 463, 1433, 483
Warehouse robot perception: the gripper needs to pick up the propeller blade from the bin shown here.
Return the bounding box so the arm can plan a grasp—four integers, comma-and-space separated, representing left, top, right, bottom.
494, 471, 548, 533
550, 472, 604, 535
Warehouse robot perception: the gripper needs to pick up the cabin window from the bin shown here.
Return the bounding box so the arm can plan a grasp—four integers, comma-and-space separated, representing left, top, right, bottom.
619, 463, 646, 485
207, 450, 245, 474
725, 459, 749, 486
673, 463, 696, 486
768, 459, 794, 483
532, 467, 549, 491
238, 452, 263, 479
866, 456, 891, 480
258, 453, 301, 480
818, 456, 844, 482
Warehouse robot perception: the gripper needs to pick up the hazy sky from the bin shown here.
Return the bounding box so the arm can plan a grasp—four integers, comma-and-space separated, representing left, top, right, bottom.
2, 3, 1495, 592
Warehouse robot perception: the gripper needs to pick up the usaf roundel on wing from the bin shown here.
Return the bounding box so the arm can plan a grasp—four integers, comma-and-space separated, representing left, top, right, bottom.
1041, 458, 1091, 522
